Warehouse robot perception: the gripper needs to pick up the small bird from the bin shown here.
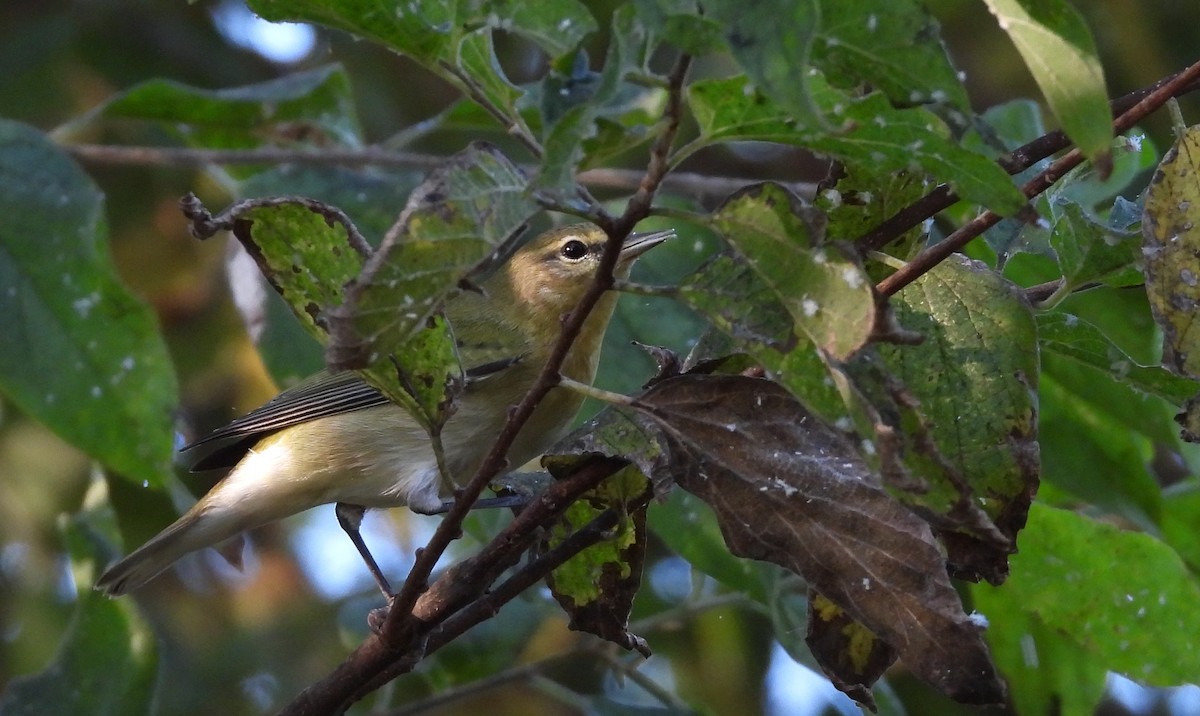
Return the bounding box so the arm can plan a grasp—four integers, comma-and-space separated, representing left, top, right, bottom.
95, 223, 673, 597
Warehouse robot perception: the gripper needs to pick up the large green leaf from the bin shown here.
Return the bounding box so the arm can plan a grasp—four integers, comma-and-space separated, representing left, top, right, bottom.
1038, 312, 1199, 407
873, 255, 1039, 581
974, 505, 1200, 689
0, 514, 157, 716
982, 0, 1111, 168
77, 64, 361, 150
687, 74, 1027, 215
813, 0, 969, 113
249, 0, 460, 63
0, 120, 177, 487
971, 571, 1107, 716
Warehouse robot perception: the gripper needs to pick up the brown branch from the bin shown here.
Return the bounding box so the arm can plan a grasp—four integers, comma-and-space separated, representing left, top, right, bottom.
856, 67, 1200, 254
277, 51, 693, 716
876, 57, 1200, 297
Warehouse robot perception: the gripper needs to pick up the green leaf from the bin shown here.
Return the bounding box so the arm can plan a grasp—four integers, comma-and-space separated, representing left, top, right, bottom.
542, 464, 651, 654
0, 514, 157, 716
982, 0, 1111, 167
631, 0, 725, 55
1056, 133, 1158, 210
711, 183, 875, 361
873, 255, 1039, 580
0, 120, 177, 487
487, 0, 597, 58
248, 0, 459, 63
813, 0, 970, 113
536, 5, 645, 194
974, 504, 1200, 687
1047, 200, 1141, 291
236, 165, 422, 385
80, 64, 361, 150
971, 575, 1108, 716
455, 29, 524, 119
228, 199, 368, 344
687, 74, 1027, 216
1038, 312, 1199, 406
816, 165, 931, 262
701, 0, 822, 128
1142, 124, 1200, 379
1039, 356, 1163, 525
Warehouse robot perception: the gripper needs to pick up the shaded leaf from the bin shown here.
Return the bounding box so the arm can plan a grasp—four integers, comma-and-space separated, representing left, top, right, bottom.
631, 0, 724, 55
455, 29, 524, 120
813, 0, 970, 113
983, 0, 1111, 168
686, 74, 1027, 215
818, 167, 931, 263
0, 120, 177, 487
873, 255, 1039, 582
79, 64, 360, 155
701, 0, 822, 128
1039, 355, 1163, 527
0, 514, 157, 716
648, 491, 776, 604
711, 182, 875, 361
1038, 312, 1199, 406
1048, 199, 1141, 290
1142, 124, 1200, 379
536, 6, 646, 194
488, 0, 598, 58
973, 504, 1200, 687
633, 374, 1003, 704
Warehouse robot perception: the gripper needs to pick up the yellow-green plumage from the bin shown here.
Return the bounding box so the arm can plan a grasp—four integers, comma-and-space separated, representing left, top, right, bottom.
95, 224, 671, 596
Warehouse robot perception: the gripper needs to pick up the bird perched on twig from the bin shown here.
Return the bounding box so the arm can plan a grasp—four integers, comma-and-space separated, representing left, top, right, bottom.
95, 223, 673, 597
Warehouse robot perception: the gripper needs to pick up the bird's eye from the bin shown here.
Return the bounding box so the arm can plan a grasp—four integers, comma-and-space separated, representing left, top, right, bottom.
560, 239, 589, 261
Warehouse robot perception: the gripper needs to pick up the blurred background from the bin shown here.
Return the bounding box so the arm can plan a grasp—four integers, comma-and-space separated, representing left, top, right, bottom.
2, 0, 1199, 714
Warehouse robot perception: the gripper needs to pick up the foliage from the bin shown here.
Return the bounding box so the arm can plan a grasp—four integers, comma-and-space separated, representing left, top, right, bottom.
2, 1, 1200, 715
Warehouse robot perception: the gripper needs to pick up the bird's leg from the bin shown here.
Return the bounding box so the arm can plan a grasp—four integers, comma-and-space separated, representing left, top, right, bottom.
334, 502, 394, 599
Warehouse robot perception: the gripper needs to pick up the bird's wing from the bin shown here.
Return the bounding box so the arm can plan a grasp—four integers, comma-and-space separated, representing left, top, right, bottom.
181, 370, 392, 471
181, 354, 527, 472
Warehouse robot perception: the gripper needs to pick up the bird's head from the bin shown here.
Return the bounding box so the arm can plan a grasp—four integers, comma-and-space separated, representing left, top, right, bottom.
499, 223, 674, 318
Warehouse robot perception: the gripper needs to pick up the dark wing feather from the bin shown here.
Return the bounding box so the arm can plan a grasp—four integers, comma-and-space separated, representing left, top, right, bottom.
182, 371, 390, 471
182, 356, 526, 472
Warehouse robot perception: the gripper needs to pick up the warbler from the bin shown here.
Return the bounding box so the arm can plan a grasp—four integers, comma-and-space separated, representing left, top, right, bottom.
95, 223, 673, 597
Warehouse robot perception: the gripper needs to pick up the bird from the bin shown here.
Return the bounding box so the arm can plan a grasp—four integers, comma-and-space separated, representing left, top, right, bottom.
95, 223, 674, 597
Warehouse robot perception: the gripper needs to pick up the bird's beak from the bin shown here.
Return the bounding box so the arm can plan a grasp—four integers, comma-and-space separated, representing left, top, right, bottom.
619, 228, 675, 263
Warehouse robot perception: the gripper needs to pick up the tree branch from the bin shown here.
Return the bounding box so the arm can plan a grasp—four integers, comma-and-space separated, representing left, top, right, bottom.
876, 58, 1200, 297
856, 67, 1200, 255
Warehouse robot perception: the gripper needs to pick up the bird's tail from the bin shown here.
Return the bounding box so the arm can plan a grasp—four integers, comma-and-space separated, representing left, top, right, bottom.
94, 505, 246, 597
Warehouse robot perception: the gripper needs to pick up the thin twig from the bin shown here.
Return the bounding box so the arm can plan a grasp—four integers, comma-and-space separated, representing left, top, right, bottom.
856, 68, 1200, 254
876, 58, 1200, 297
